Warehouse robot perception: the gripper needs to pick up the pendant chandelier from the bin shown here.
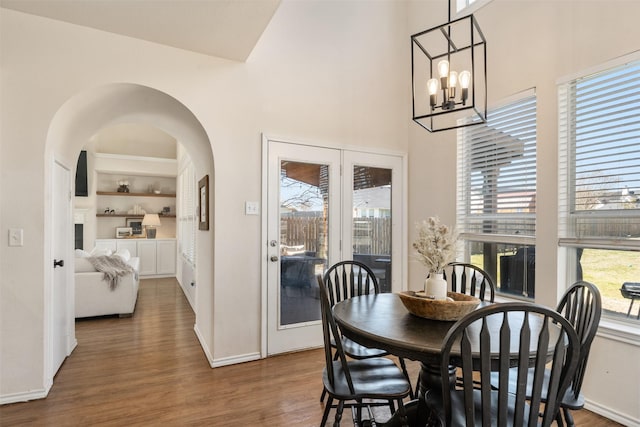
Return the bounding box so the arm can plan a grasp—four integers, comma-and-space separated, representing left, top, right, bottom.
411, 2, 487, 133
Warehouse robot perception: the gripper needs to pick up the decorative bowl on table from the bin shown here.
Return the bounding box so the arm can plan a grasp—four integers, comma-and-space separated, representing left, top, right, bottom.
397, 291, 480, 321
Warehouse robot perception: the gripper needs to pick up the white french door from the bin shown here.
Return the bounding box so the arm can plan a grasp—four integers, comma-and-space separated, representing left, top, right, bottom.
266, 141, 341, 355
264, 138, 404, 356
343, 151, 403, 293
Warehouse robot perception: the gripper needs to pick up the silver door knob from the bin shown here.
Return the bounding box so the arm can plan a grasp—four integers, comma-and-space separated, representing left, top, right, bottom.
270, 256, 279, 262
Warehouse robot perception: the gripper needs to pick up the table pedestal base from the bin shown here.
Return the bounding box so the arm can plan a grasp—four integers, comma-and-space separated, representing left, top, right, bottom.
379, 363, 454, 427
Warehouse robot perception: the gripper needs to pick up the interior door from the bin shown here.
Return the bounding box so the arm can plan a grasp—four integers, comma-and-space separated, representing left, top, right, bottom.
266, 141, 341, 355
52, 161, 71, 377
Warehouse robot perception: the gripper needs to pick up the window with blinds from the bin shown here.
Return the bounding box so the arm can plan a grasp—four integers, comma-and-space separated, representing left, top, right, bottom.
457, 91, 537, 239
559, 58, 640, 246
178, 162, 196, 265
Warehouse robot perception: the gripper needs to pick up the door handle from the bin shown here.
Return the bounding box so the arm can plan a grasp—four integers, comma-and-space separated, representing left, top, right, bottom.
53, 259, 64, 268
270, 256, 279, 262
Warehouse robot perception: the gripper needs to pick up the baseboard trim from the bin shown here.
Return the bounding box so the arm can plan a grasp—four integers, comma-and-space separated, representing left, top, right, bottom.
210, 352, 261, 368
193, 323, 214, 366
192, 324, 261, 368
0, 388, 48, 406
585, 399, 640, 427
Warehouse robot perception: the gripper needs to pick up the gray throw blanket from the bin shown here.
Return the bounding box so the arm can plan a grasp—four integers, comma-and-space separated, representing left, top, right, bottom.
87, 255, 135, 290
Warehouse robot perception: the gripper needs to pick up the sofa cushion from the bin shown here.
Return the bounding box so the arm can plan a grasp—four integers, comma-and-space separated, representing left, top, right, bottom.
91, 247, 113, 257
75, 257, 96, 272
114, 248, 131, 262
75, 249, 91, 258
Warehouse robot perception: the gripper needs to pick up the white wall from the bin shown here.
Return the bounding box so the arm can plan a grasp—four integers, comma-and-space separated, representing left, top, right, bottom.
407, 1, 640, 424
0, 0, 410, 402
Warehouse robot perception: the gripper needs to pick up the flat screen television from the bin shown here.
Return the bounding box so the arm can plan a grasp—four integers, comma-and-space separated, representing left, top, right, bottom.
75, 150, 88, 197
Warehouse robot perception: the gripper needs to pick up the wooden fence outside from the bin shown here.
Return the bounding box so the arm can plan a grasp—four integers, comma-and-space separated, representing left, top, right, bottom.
280, 216, 391, 255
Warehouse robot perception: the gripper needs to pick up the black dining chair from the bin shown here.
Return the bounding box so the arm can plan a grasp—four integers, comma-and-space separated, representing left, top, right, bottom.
556, 281, 602, 426
417, 262, 497, 397
490, 281, 602, 426
317, 274, 411, 427
443, 262, 496, 302
425, 302, 580, 427
320, 261, 414, 402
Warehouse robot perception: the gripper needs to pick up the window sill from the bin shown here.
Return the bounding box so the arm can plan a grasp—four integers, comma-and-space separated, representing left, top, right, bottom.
597, 317, 640, 346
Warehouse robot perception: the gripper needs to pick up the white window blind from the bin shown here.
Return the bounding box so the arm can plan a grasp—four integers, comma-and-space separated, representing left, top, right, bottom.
559, 58, 640, 245
457, 92, 537, 238
178, 163, 196, 265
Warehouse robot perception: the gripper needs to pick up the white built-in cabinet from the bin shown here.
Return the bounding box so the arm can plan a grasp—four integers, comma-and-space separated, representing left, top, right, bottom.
95, 238, 176, 277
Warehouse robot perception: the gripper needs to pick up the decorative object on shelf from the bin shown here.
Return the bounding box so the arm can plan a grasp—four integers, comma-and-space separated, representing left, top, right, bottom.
103, 207, 116, 215
117, 180, 130, 193
127, 204, 146, 215
116, 227, 133, 239
198, 175, 209, 230
126, 218, 143, 236
413, 216, 458, 299
398, 290, 480, 321
142, 213, 161, 239
161, 206, 171, 215
411, 0, 487, 132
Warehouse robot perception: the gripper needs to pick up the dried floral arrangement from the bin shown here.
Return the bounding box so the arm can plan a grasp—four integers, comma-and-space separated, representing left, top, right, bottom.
413, 216, 459, 274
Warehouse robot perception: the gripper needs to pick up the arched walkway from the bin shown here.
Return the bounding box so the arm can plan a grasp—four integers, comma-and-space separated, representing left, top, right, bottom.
43, 83, 215, 385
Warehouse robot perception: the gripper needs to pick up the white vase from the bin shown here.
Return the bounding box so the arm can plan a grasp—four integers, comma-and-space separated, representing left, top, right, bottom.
425, 272, 448, 300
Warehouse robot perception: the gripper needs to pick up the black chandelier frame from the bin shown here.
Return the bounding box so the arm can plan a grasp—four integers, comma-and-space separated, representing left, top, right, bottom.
411, 13, 488, 133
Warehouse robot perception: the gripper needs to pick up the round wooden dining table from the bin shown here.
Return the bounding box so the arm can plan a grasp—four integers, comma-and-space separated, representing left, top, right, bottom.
332, 292, 468, 426
332, 293, 559, 427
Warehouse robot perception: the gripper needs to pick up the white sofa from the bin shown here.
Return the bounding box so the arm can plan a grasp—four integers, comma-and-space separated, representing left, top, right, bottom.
74, 252, 140, 318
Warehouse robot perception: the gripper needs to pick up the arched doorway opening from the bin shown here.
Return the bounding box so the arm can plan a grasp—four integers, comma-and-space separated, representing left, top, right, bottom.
44, 83, 215, 384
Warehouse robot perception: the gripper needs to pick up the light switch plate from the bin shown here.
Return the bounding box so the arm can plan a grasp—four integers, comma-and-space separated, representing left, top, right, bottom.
9, 228, 23, 247
245, 201, 260, 215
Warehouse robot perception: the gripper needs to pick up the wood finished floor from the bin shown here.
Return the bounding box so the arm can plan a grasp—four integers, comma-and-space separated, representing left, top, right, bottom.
0, 278, 622, 426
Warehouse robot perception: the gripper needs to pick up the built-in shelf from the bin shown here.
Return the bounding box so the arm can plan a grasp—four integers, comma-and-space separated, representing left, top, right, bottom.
96, 214, 176, 218
97, 191, 176, 198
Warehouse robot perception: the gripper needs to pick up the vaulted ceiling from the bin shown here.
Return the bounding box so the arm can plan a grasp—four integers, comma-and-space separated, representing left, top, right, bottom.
0, 0, 281, 61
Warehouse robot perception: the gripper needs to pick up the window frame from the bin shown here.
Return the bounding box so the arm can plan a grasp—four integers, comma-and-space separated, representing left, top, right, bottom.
558, 51, 640, 333
457, 89, 537, 299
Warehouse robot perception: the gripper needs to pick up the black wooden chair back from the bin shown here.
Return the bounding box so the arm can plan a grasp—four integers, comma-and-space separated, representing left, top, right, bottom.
324, 260, 380, 306
439, 302, 580, 427
317, 274, 411, 426
443, 262, 496, 302
556, 281, 601, 402
318, 274, 355, 395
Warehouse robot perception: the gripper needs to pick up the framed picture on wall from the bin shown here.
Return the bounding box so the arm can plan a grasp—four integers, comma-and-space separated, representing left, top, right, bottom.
116, 227, 133, 239
126, 218, 143, 236
199, 175, 209, 230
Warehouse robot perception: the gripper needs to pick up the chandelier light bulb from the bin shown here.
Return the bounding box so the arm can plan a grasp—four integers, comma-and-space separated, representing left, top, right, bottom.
427, 78, 439, 95
427, 78, 439, 108
448, 71, 458, 88
459, 70, 471, 89
437, 60, 449, 78
459, 70, 471, 104
437, 60, 450, 89
448, 71, 458, 101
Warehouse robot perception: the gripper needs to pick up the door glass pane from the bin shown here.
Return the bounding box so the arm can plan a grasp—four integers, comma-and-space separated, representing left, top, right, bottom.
352, 166, 392, 292
279, 161, 329, 326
